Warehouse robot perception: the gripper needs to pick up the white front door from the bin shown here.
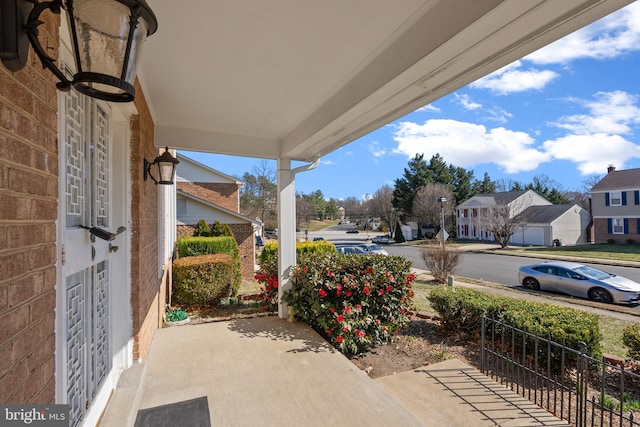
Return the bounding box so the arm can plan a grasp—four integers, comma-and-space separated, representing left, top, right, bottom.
57, 87, 122, 427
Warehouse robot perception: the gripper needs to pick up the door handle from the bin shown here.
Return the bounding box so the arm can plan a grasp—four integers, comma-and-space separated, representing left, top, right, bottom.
80, 225, 126, 242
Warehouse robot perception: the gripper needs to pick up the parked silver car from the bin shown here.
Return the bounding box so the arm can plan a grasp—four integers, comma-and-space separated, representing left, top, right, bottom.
518, 261, 640, 304
335, 245, 367, 254
357, 243, 388, 256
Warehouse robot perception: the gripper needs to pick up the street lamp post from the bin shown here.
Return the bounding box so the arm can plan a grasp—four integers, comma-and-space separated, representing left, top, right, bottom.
438, 197, 446, 245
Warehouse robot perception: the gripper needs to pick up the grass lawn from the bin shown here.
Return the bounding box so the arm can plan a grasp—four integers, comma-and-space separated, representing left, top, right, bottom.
411, 281, 634, 358
305, 219, 341, 232
518, 243, 640, 262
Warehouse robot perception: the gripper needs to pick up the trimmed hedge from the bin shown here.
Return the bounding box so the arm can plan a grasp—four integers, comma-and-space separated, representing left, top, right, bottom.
623, 323, 640, 361
177, 236, 241, 295
173, 253, 235, 305
428, 286, 602, 361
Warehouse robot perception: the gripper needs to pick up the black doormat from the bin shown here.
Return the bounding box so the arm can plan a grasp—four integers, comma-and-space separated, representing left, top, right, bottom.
134, 396, 211, 427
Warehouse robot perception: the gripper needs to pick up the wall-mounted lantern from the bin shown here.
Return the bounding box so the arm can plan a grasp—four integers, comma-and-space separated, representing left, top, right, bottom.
0, 0, 158, 102
144, 147, 179, 185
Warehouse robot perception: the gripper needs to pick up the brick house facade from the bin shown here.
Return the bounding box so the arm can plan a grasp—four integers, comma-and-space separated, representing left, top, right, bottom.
0, 9, 171, 425
591, 167, 640, 244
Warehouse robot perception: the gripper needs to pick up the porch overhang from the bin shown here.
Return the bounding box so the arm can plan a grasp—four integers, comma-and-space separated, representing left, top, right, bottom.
142, 0, 632, 161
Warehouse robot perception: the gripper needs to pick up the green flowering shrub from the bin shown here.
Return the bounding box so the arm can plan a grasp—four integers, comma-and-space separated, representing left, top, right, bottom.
283, 253, 415, 355
255, 241, 337, 311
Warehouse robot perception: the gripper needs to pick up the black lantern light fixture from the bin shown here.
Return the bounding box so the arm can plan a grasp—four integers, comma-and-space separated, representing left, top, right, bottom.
144, 147, 179, 185
0, 0, 158, 102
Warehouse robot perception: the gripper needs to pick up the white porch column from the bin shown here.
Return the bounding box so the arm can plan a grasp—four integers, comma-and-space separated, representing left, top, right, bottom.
277, 158, 296, 319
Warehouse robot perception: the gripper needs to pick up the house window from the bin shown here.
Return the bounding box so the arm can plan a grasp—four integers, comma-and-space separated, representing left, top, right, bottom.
463, 209, 468, 218
612, 218, 624, 234
177, 198, 187, 216
610, 191, 622, 206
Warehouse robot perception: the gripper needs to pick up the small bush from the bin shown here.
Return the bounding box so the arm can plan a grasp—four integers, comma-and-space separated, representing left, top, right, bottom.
623, 323, 640, 361
283, 252, 415, 355
210, 220, 234, 237
420, 243, 461, 284
176, 236, 242, 295
173, 254, 235, 305
193, 219, 212, 237
607, 238, 616, 244
626, 238, 635, 245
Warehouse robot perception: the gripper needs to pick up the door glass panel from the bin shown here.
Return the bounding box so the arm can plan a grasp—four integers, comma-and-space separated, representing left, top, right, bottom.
66, 270, 88, 427
65, 89, 86, 227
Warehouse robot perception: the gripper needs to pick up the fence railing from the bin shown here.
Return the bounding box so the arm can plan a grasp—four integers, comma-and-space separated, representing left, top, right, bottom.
481, 316, 640, 427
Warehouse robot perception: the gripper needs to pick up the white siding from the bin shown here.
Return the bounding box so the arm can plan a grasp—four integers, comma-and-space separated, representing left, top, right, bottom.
177, 199, 244, 225
176, 157, 238, 184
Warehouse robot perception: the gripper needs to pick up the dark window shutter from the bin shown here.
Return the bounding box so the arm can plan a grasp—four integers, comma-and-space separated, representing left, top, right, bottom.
622, 192, 627, 206
605, 193, 610, 206
624, 218, 629, 234
635, 190, 639, 205
607, 218, 612, 234
637, 218, 640, 235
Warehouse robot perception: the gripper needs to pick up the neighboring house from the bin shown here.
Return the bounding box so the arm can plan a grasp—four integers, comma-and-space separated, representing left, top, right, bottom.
512, 205, 591, 246
590, 166, 640, 243
456, 190, 551, 242
456, 190, 590, 246
176, 155, 262, 279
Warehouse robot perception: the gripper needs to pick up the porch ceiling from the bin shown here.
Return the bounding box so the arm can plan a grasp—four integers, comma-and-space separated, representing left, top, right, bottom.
141, 0, 632, 163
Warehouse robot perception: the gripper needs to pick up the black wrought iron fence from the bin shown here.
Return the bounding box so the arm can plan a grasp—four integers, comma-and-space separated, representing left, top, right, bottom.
481, 316, 640, 427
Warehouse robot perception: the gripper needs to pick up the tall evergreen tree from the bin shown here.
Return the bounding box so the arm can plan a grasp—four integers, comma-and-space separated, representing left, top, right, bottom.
392, 154, 431, 219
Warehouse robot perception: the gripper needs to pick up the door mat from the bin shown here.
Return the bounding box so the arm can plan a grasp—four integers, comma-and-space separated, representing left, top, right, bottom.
134, 396, 211, 427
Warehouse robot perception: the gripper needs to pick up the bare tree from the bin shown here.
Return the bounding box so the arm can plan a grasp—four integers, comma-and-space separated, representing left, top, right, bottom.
478, 199, 528, 248
369, 185, 398, 235
411, 183, 454, 232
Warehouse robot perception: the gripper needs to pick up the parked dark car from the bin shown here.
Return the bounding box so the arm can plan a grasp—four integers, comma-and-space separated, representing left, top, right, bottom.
312, 237, 325, 241
346, 229, 359, 234
518, 261, 640, 304
255, 236, 264, 247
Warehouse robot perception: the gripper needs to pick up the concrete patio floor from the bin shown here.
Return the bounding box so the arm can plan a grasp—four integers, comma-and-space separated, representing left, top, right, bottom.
99, 316, 567, 427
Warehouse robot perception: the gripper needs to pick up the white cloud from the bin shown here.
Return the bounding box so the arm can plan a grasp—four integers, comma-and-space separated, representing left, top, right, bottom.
526, 2, 640, 64
320, 159, 334, 165
471, 61, 559, 94
454, 94, 482, 110
392, 119, 549, 173
543, 134, 640, 175
415, 104, 440, 113
553, 91, 640, 135
367, 141, 386, 157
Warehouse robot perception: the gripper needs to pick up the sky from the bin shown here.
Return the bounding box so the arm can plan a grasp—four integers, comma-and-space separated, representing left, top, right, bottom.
180, 2, 640, 201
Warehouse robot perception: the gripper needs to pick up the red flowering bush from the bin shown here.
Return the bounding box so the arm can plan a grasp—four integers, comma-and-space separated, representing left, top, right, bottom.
254, 241, 337, 311
283, 253, 415, 355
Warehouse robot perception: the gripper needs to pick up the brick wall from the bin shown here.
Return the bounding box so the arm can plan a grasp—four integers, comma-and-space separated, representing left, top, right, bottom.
594, 218, 640, 243
0, 12, 60, 404
192, 183, 239, 211
130, 81, 167, 360
176, 223, 255, 279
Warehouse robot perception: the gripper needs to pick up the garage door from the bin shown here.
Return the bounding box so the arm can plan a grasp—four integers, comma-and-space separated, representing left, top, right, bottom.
511, 227, 544, 246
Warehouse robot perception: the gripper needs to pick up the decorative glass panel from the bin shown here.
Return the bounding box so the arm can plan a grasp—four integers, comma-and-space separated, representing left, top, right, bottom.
65, 90, 86, 227
94, 106, 109, 227
66, 270, 87, 427
91, 261, 110, 398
